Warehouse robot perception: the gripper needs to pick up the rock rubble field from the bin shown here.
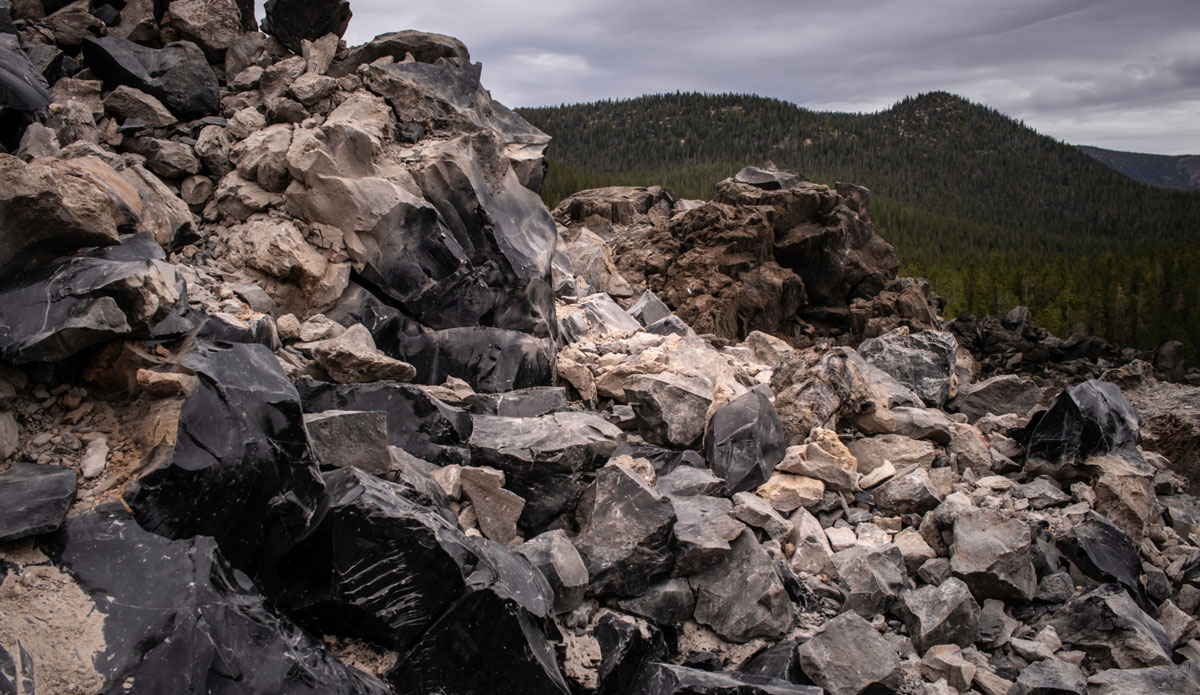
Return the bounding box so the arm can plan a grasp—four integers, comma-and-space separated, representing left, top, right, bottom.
1, 1, 1200, 694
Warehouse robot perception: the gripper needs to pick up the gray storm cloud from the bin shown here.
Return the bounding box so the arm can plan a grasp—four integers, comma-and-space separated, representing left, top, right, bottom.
278, 0, 1200, 154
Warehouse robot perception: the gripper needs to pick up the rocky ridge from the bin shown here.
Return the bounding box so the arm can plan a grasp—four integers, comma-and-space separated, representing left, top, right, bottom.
0, 2, 1199, 695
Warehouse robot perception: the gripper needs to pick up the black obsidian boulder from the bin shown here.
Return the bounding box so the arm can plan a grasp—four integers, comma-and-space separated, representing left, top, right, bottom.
596, 613, 668, 695
273, 467, 568, 695
633, 663, 823, 695
1057, 511, 1150, 610
378, 323, 555, 393
297, 377, 472, 466
0, 462, 76, 542
469, 411, 623, 533
704, 387, 787, 494
40, 505, 390, 694
81, 36, 219, 117
0, 41, 52, 150
125, 341, 326, 581
261, 0, 351, 53
1023, 379, 1141, 466
0, 233, 190, 364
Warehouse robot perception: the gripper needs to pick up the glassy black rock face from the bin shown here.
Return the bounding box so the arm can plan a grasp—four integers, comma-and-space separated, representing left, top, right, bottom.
81, 36, 219, 117
0, 41, 52, 149
261, 0, 352, 53
1023, 379, 1141, 466
0, 233, 190, 364
297, 378, 473, 466
0, 462, 76, 543
633, 663, 823, 695
125, 341, 326, 582
704, 387, 787, 494
1057, 511, 1150, 610
41, 505, 390, 694
378, 322, 555, 394
271, 467, 568, 695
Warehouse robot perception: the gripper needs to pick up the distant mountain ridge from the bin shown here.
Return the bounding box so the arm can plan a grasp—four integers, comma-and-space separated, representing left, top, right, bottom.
516, 91, 1200, 360
1078, 145, 1200, 191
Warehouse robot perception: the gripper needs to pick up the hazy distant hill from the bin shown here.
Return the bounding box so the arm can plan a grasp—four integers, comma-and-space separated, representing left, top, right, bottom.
1079, 145, 1200, 191
517, 91, 1200, 358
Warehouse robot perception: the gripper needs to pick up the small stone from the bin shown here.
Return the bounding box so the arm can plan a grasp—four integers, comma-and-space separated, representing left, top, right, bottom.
431, 465, 462, 500
917, 557, 951, 585
0, 463, 78, 542
796, 611, 901, 695
103, 85, 176, 127
460, 466, 525, 545
303, 409, 391, 475
517, 530, 588, 614
80, 435, 108, 478
825, 526, 858, 553
136, 369, 198, 398
897, 577, 980, 651
756, 472, 824, 513
0, 411, 18, 458
920, 644, 976, 692
1010, 659, 1086, 695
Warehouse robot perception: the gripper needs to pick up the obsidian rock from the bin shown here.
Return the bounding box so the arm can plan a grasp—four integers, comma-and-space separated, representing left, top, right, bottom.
0, 233, 190, 364
0, 41, 52, 149
0, 462, 76, 542
378, 323, 555, 393
467, 386, 569, 417
704, 387, 787, 494
633, 663, 822, 695
81, 36, 219, 117
596, 613, 668, 695
261, 0, 351, 53
1057, 511, 1150, 610
1023, 379, 1141, 466
125, 341, 326, 581
40, 505, 390, 694
297, 378, 472, 466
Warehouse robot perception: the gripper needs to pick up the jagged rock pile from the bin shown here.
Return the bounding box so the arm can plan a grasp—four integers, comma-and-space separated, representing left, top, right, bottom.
552, 170, 943, 347
0, 2, 1199, 695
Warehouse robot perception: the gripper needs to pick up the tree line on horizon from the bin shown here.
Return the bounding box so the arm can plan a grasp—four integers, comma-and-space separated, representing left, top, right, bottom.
518, 91, 1200, 359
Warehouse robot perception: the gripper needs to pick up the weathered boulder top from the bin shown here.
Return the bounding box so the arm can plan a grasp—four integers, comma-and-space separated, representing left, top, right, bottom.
1, 0, 1199, 693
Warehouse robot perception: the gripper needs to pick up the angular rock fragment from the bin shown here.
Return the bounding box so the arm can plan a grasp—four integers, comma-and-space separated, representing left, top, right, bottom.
845, 434, 936, 479
668, 494, 746, 575
950, 509, 1038, 601
81, 36, 219, 117
467, 386, 568, 418
616, 578, 696, 626
383, 325, 555, 393
574, 466, 676, 596
517, 530, 589, 614
874, 465, 942, 515
310, 324, 417, 383
789, 507, 834, 574
1046, 584, 1172, 669
303, 409, 392, 475
632, 663, 820, 695
0, 462, 76, 542
626, 373, 712, 448
656, 465, 728, 498
0, 43, 52, 150
831, 543, 908, 616
777, 427, 859, 491
460, 465, 525, 545
895, 577, 980, 651
796, 611, 900, 695
756, 471, 824, 513
1056, 511, 1149, 609
1023, 379, 1141, 466
595, 612, 668, 695
41, 506, 390, 694
891, 406, 954, 444
102, 85, 176, 127
953, 374, 1041, 422
298, 379, 472, 466
1009, 659, 1086, 695
920, 644, 976, 692
771, 347, 895, 444
1088, 665, 1200, 695
858, 328, 958, 407
705, 387, 787, 493
262, 0, 351, 52
125, 341, 326, 580
0, 232, 189, 363
470, 411, 621, 531
627, 289, 672, 327
691, 529, 793, 643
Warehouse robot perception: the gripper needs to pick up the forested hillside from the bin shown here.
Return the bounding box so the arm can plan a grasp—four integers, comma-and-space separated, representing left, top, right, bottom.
518, 92, 1200, 358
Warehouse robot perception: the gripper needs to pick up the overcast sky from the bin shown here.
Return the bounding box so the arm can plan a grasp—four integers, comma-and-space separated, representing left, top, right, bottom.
320, 0, 1199, 154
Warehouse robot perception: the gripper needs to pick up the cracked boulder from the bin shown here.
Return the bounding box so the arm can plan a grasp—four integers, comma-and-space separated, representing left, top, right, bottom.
0, 462, 76, 542
298, 378, 472, 466
894, 576, 980, 651
704, 386, 787, 494
1024, 379, 1141, 467
36, 505, 390, 694
949, 509, 1038, 601
796, 611, 900, 695
690, 529, 793, 643
574, 466, 676, 597
858, 328, 958, 407
81, 36, 219, 117
625, 373, 713, 448
0, 232, 189, 364
470, 411, 622, 532
1046, 584, 1172, 669
831, 543, 909, 616
125, 341, 326, 581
